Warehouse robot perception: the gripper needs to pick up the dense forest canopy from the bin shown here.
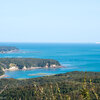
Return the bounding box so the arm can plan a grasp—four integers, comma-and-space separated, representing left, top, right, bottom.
0, 58, 61, 75
0, 71, 100, 100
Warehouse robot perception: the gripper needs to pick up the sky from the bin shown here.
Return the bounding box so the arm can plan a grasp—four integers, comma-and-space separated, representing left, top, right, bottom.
0, 0, 100, 43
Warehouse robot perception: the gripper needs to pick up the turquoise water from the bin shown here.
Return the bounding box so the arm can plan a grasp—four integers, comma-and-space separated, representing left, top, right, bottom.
0, 43, 100, 79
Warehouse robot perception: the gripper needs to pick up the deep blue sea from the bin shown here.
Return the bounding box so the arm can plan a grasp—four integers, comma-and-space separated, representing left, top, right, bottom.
0, 43, 100, 79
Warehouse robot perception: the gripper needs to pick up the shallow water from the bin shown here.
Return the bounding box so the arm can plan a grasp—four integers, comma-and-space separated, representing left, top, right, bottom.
0, 43, 100, 79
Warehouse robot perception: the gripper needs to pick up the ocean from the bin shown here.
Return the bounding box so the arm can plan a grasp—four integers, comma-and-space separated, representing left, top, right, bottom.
0, 43, 100, 79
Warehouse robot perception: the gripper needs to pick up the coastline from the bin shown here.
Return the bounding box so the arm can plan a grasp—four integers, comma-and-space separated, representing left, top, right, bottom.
0, 49, 19, 54
3, 65, 63, 72
0, 74, 8, 78
0, 66, 63, 78
4, 66, 63, 71
22, 66, 42, 71
0, 67, 43, 78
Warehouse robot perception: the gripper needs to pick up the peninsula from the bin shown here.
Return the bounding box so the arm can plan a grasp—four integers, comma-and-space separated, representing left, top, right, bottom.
0, 58, 61, 76
0, 46, 19, 53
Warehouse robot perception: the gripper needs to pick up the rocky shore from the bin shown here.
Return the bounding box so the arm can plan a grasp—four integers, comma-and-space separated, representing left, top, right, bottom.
3, 65, 62, 72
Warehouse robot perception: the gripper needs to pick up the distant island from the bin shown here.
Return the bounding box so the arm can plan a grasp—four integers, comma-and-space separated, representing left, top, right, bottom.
0, 58, 61, 76
0, 46, 19, 54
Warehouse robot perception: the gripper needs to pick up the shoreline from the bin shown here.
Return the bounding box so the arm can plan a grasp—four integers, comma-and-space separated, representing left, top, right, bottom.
4, 67, 46, 72
5, 66, 63, 71
3, 66, 63, 72
0, 49, 19, 54
0, 75, 8, 78
0, 66, 63, 78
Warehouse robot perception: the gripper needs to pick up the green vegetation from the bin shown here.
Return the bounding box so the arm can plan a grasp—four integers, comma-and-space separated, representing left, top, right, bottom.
0, 71, 100, 100
0, 46, 19, 53
0, 58, 61, 75
0, 67, 4, 76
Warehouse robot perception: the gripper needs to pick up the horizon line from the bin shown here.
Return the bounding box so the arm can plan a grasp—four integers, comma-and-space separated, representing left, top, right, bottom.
0, 42, 97, 44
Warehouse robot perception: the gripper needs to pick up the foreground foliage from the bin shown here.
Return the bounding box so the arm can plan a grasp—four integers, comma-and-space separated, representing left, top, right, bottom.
0, 71, 100, 100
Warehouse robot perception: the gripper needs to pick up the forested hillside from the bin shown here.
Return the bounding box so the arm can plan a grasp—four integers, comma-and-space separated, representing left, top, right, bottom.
0, 58, 61, 75
0, 71, 100, 100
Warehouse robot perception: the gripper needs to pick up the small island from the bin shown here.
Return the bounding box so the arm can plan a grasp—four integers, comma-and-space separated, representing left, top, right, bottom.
0, 58, 61, 76
0, 46, 19, 54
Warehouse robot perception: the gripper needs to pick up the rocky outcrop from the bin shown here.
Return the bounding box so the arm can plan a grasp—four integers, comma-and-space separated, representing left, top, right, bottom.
4, 63, 19, 71
0, 58, 61, 76
50, 64, 60, 68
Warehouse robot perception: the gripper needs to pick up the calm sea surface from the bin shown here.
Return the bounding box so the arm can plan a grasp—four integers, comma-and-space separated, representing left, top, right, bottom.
0, 43, 100, 79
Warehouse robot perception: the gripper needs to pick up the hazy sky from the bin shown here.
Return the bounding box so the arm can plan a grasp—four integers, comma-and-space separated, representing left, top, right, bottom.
0, 0, 100, 43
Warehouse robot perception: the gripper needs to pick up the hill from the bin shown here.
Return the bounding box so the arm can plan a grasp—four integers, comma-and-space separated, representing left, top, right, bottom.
0, 58, 61, 75
0, 71, 100, 100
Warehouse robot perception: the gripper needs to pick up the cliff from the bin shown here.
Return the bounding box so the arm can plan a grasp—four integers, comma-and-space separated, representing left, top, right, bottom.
0, 58, 61, 75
